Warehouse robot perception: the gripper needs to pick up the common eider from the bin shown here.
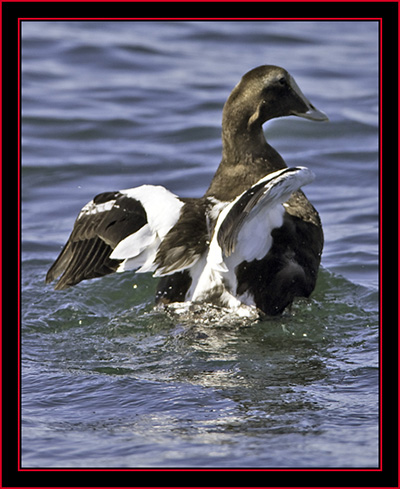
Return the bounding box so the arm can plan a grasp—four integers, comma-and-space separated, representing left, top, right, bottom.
46, 65, 328, 316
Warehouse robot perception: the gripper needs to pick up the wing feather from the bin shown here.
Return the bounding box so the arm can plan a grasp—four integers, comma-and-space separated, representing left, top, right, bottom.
153, 198, 209, 276
217, 167, 315, 257
46, 186, 183, 289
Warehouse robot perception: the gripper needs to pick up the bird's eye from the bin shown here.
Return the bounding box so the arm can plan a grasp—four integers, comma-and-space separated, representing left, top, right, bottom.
278, 76, 287, 86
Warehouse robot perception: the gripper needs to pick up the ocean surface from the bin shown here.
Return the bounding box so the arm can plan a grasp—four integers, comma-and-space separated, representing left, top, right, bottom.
21, 20, 380, 468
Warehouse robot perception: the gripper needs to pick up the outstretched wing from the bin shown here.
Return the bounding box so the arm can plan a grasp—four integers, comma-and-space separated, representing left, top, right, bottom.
46, 185, 184, 290
217, 166, 315, 258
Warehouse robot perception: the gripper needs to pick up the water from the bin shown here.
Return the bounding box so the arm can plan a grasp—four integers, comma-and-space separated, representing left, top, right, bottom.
21, 21, 379, 468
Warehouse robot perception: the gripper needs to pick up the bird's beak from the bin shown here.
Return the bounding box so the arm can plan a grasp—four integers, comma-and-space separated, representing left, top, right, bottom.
294, 104, 329, 122
289, 74, 329, 122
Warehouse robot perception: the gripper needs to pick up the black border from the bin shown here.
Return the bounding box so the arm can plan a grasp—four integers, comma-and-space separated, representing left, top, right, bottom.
3, 1, 399, 488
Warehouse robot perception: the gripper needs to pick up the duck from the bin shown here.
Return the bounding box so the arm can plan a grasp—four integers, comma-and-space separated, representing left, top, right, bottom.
46, 65, 328, 316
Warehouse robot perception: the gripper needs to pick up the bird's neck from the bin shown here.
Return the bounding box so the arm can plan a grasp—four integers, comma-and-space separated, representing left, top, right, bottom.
205, 116, 287, 201
206, 139, 287, 202
220, 100, 287, 166
221, 120, 266, 162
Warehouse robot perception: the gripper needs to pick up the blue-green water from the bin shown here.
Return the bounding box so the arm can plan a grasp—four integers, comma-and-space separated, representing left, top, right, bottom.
21, 20, 379, 468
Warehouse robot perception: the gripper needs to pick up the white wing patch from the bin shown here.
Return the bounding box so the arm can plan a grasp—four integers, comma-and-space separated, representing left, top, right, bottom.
110, 185, 184, 273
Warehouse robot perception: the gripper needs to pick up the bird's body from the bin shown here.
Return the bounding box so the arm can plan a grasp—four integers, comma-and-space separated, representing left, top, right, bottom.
46, 65, 327, 316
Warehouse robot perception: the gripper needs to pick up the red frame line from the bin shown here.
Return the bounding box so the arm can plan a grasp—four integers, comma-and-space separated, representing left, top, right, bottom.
16, 15, 384, 478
